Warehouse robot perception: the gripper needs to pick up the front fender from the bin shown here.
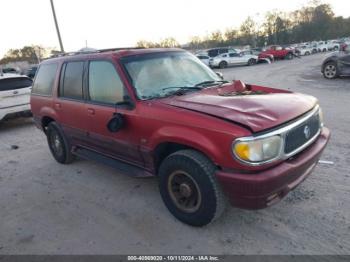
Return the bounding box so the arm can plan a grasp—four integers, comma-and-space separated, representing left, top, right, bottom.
148, 125, 226, 165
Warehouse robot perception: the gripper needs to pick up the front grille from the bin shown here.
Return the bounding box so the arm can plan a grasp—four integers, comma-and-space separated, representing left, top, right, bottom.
284, 112, 320, 154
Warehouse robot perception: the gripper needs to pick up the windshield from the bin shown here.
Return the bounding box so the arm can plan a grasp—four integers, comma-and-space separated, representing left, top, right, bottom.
122, 51, 221, 100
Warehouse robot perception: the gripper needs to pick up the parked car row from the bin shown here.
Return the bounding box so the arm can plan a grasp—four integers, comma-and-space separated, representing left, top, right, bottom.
196, 45, 294, 69
0, 65, 38, 79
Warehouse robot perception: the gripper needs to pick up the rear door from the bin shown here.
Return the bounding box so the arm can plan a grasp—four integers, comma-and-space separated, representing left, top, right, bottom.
0, 77, 32, 109
84, 60, 143, 166
55, 61, 89, 145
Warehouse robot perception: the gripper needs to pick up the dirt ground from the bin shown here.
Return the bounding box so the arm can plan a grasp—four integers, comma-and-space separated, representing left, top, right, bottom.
0, 53, 349, 255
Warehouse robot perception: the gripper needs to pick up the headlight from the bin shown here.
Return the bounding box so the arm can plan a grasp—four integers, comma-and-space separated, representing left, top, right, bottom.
233, 135, 282, 164
319, 107, 324, 127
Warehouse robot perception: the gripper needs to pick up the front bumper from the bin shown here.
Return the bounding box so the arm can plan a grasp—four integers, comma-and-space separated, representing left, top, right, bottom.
0, 103, 31, 121
216, 127, 330, 209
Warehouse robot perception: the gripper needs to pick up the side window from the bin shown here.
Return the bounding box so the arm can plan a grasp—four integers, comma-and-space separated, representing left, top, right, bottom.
0, 77, 32, 91
59, 61, 84, 100
88, 61, 125, 104
32, 63, 58, 95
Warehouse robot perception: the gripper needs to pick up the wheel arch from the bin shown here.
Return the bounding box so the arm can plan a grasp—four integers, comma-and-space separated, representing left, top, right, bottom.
152, 139, 222, 175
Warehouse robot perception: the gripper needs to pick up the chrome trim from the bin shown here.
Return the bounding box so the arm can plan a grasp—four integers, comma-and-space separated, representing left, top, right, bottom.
232, 105, 321, 166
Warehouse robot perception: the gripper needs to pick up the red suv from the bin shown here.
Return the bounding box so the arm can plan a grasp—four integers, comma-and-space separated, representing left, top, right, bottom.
261, 45, 294, 60
30, 48, 330, 226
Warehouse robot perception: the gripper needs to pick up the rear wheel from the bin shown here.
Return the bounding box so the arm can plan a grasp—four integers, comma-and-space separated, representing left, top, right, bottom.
219, 61, 227, 69
323, 62, 338, 79
158, 150, 226, 227
47, 122, 75, 164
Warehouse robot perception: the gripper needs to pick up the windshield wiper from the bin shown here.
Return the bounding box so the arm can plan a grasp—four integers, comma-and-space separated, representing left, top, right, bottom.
195, 80, 229, 87
161, 86, 203, 96
162, 86, 202, 91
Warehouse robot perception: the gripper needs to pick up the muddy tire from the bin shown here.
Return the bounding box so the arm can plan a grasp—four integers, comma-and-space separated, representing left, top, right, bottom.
47, 122, 75, 164
158, 150, 226, 227
323, 62, 338, 79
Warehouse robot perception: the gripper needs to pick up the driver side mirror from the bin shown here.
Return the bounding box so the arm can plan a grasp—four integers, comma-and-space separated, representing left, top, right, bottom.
107, 113, 125, 133
216, 72, 224, 80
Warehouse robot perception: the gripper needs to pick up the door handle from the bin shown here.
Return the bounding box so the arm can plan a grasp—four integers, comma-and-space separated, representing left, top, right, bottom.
87, 108, 95, 115
54, 103, 61, 109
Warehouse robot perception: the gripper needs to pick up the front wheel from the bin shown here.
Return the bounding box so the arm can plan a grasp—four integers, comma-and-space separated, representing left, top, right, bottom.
158, 150, 226, 227
323, 62, 338, 79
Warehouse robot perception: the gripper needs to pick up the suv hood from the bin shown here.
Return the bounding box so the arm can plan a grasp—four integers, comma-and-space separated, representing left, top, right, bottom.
158, 81, 317, 133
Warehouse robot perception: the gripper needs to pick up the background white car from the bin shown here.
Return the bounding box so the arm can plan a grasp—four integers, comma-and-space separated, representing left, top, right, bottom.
196, 54, 210, 66
210, 52, 258, 68
297, 45, 314, 56
0, 73, 33, 122
327, 40, 340, 51
317, 41, 329, 52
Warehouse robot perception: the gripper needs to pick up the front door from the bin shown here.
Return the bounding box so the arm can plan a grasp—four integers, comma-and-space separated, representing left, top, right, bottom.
338, 53, 350, 75
84, 60, 143, 166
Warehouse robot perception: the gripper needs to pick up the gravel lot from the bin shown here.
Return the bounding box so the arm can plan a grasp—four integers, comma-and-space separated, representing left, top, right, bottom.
0, 53, 349, 255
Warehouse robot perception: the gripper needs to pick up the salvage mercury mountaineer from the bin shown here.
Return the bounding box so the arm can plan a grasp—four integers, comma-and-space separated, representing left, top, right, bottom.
30, 48, 330, 226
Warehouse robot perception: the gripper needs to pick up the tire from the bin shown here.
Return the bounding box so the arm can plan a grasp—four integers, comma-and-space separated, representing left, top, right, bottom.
305, 51, 310, 56
158, 149, 226, 227
46, 122, 75, 164
323, 48, 327, 52
323, 62, 338, 79
219, 61, 227, 69
286, 53, 293, 60
247, 59, 256, 66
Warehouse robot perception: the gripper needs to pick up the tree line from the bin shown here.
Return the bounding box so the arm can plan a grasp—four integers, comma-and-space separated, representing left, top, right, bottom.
0, 45, 59, 65
136, 1, 350, 49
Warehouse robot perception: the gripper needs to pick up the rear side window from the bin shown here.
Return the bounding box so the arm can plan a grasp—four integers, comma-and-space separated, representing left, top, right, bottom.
0, 77, 33, 91
32, 63, 57, 95
59, 61, 84, 99
88, 61, 125, 104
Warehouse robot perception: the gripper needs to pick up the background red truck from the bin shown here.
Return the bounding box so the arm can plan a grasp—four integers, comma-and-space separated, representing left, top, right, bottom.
260, 45, 295, 60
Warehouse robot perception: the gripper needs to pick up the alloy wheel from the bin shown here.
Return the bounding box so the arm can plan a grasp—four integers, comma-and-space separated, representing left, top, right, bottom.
324, 64, 337, 79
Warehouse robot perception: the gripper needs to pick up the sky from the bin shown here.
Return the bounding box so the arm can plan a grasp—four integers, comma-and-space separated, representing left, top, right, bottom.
1, 0, 349, 58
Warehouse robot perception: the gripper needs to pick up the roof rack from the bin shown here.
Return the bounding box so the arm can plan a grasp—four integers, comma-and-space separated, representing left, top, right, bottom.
50, 47, 144, 58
